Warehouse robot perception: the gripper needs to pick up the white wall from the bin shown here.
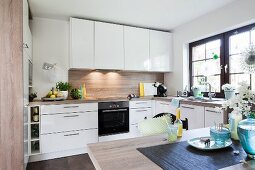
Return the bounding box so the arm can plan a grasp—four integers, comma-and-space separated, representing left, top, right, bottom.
165, 0, 255, 95
31, 17, 69, 98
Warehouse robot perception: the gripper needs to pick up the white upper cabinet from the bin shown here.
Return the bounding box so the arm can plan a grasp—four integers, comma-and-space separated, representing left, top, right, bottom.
149, 30, 172, 72
124, 26, 150, 71
70, 18, 94, 69
95, 22, 124, 70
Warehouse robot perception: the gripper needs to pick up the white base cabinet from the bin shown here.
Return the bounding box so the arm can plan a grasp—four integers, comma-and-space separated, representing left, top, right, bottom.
39, 103, 98, 156
180, 104, 205, 130
41, 129, 98, 154
205, 107, 224, 127
155, 100, 176, 115
129, 100, 153, 137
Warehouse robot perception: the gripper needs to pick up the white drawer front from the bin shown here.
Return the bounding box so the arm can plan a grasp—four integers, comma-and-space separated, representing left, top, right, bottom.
130, 108, 152, 125
41, 103, 98, 114
41, 129, 98, 154
41, 111, 98, 134
205, 107, 224, 127
129, 100, 152, 109
130, 124, 141, 138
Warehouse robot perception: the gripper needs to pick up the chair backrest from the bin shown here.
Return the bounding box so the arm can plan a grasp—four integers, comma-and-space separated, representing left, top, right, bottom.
138, 115, 171, 136
153, 113, 189, 130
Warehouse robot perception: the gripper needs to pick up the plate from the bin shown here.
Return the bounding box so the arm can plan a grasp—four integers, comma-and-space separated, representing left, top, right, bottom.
187, 137, 232, 150
41, 97, 65, 101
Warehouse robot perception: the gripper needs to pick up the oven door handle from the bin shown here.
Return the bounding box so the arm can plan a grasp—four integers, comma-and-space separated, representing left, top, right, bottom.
102, 109, 128, 113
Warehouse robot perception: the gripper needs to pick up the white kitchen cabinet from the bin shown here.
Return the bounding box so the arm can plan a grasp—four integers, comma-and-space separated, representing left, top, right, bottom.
180, 104, 205, 130
129, 100, 153, 137
155, 100, 176, 115
41, 103, 98, 114
70, 18, 94, 69
95, 22, 124, 70
149, 30, 172, 72
41, 129, 98, 154
124, 26, 150, 71
40, 103, 98, 154
41, 111, 98, 134
205, 107, 224, 127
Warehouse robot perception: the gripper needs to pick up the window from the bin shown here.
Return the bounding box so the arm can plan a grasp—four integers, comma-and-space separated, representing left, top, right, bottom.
189, 23, 255, 97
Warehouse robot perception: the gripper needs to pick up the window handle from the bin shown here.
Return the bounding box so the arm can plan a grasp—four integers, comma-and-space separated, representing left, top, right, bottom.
224, 64, 228, 73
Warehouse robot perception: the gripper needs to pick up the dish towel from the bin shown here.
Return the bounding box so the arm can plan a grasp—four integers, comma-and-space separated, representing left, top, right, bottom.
171, 97, 182, 109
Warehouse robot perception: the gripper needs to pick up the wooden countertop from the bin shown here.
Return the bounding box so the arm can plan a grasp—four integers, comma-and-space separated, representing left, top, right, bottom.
29, 96, 224, 107
88, 128, 254, 170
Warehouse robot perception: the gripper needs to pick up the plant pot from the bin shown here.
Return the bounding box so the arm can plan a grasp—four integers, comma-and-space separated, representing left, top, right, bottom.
224, 90, 235, 100
60, 91, 68, 100
192, 88, 201, 98
237, 118, 255, 159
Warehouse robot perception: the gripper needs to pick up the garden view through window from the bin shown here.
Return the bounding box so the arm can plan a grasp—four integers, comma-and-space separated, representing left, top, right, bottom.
190, 23, 255, 97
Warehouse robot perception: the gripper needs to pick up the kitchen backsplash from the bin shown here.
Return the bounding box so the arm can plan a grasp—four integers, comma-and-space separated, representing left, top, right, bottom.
68, 70, 164, 98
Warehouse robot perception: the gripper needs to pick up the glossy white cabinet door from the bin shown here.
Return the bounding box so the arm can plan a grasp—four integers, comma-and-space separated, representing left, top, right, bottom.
130, 108, 153, 125
180, 104, 205, 130
95, 22, 124, 70
41, 129, 98, 154
70, 18, 94, 69
124, 26, 150, 71
205, 107, 224, 127
149, 30, 172, 72
155, 101, 176, 115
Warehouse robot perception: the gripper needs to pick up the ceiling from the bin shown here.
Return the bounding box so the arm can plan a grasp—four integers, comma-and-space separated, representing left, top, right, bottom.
28, 0, 236, 31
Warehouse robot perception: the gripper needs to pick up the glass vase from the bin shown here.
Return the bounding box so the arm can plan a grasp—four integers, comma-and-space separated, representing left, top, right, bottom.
237, 118, 255, 159
229, 112, 242, 140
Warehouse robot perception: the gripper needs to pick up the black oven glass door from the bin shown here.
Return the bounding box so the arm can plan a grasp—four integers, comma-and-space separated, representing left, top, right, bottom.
99, 108, 129, 136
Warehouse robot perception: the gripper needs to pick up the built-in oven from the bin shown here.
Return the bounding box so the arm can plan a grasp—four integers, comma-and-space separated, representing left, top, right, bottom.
98, 101, 129, 136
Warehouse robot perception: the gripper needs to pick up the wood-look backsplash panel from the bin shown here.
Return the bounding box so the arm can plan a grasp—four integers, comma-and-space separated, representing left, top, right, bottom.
68, 70, 164, 98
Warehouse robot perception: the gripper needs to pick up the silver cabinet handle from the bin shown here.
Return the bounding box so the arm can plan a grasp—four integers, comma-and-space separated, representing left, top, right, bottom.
64, 133, 79, 136
160, 103, 170, 105
135, 102, 148, 104
135, 109, 148, 112
63, 106, 79, 108
181, 106, 194, 110
206, 110, 221, 113
63, 115, 79, 118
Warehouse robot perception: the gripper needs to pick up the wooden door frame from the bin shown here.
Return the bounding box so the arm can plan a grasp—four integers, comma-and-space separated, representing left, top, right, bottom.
0, 0, 24, 169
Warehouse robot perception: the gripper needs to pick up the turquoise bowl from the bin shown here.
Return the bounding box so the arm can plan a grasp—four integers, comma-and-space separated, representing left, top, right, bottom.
238, 118, 255, 159
210, 127, 231, 146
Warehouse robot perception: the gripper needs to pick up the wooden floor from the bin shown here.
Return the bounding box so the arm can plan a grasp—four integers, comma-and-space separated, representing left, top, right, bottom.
26, 154, 95, 170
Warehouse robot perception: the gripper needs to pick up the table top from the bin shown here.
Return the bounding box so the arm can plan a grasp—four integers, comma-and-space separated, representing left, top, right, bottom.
87, 128, 255, 170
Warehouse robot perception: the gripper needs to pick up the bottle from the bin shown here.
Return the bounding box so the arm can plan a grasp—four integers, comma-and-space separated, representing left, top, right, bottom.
83, 83, 87, 99
174, 108, 183, 137
139, 82, 144, 97
229, 112, 242, 140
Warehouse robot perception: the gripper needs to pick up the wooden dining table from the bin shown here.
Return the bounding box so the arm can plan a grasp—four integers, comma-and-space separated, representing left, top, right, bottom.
88, 128, 255, 170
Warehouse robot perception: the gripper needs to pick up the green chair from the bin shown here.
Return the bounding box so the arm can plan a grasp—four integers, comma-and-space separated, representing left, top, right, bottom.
138, 115, 171, 136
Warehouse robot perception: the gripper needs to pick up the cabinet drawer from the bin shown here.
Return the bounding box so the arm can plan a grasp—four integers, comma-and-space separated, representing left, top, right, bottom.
205, 107, 224, 127
155, 101, 176, 114
41, 111, 98, 134
130, 108, 152, 125
129, 100, 152, 109
41, 129, 98, 154
41, 103, 98, 114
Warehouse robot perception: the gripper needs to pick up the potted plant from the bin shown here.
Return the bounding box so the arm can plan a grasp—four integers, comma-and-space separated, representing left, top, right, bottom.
191, 85, 201, 98
29, 92, 37, 102
70, 88, 82, 100
218, 82, 255, 159
56, 81, 71, 99
222, 84, 235, 100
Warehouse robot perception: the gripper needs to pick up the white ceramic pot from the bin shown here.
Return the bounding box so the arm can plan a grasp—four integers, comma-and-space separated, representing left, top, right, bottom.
61, 91, 68, 99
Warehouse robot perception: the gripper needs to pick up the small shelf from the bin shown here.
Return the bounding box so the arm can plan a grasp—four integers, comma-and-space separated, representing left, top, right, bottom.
30, 121, 40, 125
30, 150, 40, 155
31, 137, 39, 142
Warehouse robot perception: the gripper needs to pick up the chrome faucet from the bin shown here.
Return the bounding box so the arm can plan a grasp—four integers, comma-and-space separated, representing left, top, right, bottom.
203, 82, 216, 101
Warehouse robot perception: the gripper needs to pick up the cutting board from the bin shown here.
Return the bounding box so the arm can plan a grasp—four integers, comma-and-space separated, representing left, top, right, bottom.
143, 83, 157, 96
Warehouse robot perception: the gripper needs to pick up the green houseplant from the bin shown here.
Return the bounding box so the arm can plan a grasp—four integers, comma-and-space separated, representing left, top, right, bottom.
56, 81, 71, 99
70, 88, 82, 100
